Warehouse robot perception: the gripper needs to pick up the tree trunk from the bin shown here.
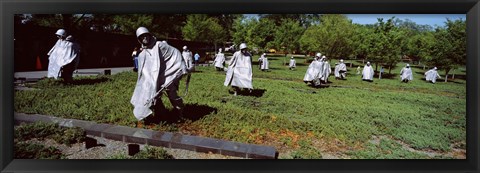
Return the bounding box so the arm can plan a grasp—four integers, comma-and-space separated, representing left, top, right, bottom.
452, 69, 455, 79
444, 69, 451, 82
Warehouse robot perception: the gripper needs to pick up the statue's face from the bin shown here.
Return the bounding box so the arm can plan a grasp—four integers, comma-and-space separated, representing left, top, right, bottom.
140, 35, 150, 45
139, 34, 155, 47
241, 49, 247, 54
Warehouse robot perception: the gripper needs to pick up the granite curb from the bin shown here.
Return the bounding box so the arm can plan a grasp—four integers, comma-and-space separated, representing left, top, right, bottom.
14, 112, 278, 159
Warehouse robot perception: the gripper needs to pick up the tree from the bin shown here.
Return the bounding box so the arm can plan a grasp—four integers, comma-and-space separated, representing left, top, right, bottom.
248, 18, 276, 52
273, 18, 305, 59
232, 16, 258, 51
394, 18, 433, 33
151, 14, 188, 39
208, 14, 242, 42
259, 14, 321, 28
299, 14, 355, 59
404, 31, 435, 67
182, 14, 226, 50
23, 14, 87, 33
87, 14, 187, 38
425, 19, 466, 82
112, 14, 154, 35
299, 25, 322, 55
369, 17, 404, 73
350, 24, 376, 62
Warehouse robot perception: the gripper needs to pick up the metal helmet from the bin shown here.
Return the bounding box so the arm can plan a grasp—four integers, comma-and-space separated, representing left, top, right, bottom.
183, 46, 188, 50
406, 64, 410, 67
291, 56, 294, 59
340, 59, 344, 63
367, 62, 371, 65
239, 43, 247, 50
263, 53, 266, 56
55, 29, 66, 37
322, 55, 326, 59
136, 27, 150, 38
316, 53, 321, 57
434, 67, 437, 70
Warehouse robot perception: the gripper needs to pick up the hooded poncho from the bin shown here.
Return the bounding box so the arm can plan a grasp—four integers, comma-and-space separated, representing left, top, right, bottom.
259, 55, 269, 70
47, 38, 80, 79
224, 50, 253, 89
214, 52, 225, 69
334, 62, 347, 78
400, 66, 413, 81
304, 58, 322, 82
425, 69, 441, 83
130, 41, 187, 120
289, 58, 296, 68
182, 50, 194, 71
321, 61, 331, 82
362, 65, 374, 81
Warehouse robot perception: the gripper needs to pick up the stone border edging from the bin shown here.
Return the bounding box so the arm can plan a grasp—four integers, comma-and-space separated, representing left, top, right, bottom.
14, 113, 278, 159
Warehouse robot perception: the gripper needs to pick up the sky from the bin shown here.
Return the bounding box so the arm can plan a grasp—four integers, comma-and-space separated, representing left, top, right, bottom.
243, 14, 466, 27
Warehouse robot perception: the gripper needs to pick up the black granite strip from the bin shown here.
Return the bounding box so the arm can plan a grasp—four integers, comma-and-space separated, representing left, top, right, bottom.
14, 112, 278, 159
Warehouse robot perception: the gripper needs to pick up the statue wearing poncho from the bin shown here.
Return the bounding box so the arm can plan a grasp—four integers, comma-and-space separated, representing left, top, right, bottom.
224, 43, 253, 90
400, 64, 413, 82
289, 57, 296, 70
362, 62, 374, 81
304, 53, 323, 86
182, 46, 194, 72
320, 57, 331, 83
259, 53, 269, 71
425, 67, 441, 83
334, 60, 347, 79
214, 48, 226, 71
47, 30, 80, 80
130, 27, 187, 121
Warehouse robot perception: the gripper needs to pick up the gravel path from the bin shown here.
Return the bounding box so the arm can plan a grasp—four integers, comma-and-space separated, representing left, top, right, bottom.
28, 135, 244, 159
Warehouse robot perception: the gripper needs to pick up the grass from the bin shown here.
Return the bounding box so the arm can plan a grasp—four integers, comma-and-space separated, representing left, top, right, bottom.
15, 122, 86, 146
14, 141, 65, 159
348, 138, 431, 159
14, 55, 466, 159
14, 122, 86, 159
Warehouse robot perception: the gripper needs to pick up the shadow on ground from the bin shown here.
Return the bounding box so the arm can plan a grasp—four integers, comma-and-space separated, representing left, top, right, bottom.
304, 82, 330, 89
373, 73, 397, 79
144, 103, 217, 125
228, 88, 266, 97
